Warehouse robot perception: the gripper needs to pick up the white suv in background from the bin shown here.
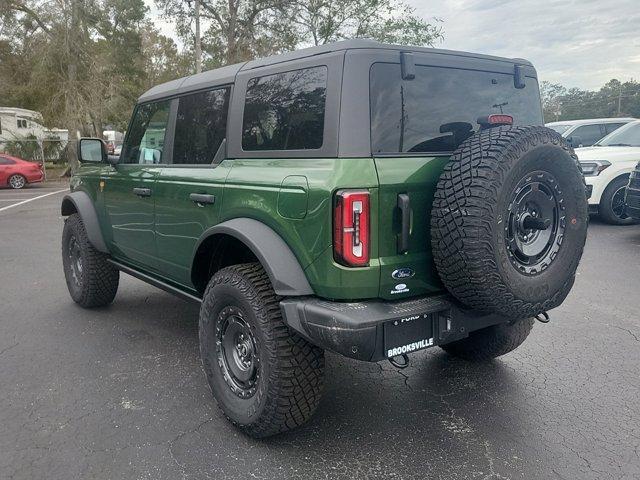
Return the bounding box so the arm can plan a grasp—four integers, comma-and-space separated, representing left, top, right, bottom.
575, 120, 640, 224
546, 117, 635, 148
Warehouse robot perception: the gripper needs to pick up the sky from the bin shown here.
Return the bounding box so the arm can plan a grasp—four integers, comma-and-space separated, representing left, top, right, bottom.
145, 0, 639, 91
408, 0, 640, 90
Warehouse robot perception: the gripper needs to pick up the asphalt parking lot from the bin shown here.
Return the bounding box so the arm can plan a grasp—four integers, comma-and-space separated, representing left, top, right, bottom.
1, 187, 639, 480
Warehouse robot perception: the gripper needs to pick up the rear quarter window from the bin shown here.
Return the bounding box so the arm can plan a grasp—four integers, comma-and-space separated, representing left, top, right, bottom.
370, 63, 543, 154
173, 87, 230, 164
242, 66, 327, 151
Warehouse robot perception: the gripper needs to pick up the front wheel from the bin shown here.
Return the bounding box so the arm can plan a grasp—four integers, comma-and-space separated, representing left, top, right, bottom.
599, 176, 637, 225
62, 214, 119, 307
199, 263, 325, 438
8, 174, 26, 189
441, 318, 535, 361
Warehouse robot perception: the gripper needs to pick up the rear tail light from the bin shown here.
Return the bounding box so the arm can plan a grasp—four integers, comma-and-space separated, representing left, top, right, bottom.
333, 190, 370, 267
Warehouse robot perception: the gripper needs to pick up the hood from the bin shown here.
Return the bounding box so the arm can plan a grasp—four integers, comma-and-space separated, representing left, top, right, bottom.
575, 146, 640, 163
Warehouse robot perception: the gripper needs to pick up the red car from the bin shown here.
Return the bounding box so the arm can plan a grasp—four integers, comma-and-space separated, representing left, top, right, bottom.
0, 154, 44, 189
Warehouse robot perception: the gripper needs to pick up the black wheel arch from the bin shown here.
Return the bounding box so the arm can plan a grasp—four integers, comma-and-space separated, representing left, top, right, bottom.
61, 191, 109, 253
191, 218, 313, 297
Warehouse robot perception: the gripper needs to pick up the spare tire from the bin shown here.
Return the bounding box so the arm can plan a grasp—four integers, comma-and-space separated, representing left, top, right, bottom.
431, 126, 588, 319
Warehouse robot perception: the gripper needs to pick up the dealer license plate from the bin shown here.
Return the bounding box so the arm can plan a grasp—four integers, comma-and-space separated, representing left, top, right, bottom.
384, 313, 434, 358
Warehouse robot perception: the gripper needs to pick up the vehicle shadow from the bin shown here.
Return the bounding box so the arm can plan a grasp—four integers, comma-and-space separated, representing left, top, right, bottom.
79, 287, 534, 478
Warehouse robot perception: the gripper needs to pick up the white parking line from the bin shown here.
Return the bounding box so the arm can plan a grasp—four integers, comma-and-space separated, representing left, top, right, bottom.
0, 188, 68, 213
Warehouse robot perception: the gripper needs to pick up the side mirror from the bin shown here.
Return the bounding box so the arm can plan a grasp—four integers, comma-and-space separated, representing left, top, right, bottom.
78, 138, 107, 163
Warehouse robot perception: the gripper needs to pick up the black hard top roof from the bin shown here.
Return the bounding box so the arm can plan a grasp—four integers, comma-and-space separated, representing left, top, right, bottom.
138, 39, 534, 103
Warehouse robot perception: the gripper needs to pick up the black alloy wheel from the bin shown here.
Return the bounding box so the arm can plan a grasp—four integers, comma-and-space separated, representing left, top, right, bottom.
505, 171, 565, 275
215, 306, 260, 399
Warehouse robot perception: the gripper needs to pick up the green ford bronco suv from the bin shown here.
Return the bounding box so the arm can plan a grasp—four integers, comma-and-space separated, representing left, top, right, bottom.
61, 40, 588, 437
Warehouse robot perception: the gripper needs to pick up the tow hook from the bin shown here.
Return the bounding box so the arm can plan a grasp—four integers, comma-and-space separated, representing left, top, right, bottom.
535, 311, 550, 323
389, 353, 410, 369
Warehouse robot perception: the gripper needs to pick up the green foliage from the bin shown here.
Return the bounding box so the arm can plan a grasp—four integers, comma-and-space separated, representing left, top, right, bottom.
0, 0, 442, 136
291, 0, 443, 47
2, 134, 42, 161
0, 0, 191, 132
541, 79, 640, 122
155, 0, 443, 66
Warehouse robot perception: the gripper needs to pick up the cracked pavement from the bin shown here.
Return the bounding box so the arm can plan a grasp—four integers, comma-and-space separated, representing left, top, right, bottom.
0, 189, 639, 479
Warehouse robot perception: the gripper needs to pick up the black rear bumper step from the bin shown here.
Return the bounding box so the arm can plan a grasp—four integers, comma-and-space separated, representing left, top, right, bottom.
281, 294, 510, 362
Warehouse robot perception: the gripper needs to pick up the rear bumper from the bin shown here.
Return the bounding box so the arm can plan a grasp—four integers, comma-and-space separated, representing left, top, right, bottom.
26, 172, 44, 183
280, 294, 509, 362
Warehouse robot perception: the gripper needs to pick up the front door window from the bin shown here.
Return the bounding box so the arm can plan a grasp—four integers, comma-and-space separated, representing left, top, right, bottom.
121, 101, 171, 165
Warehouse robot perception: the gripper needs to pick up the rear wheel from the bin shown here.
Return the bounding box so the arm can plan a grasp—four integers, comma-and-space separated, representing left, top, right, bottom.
62, 214, 119, 307
441, 318, 535, 361
199, 263, 324, 438
8, 174, 26, 189
599, 176, 637, 225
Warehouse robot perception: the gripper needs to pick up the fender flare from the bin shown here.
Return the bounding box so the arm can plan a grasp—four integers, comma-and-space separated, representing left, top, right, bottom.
194, 218, 313, 296
61, 191, 108, 253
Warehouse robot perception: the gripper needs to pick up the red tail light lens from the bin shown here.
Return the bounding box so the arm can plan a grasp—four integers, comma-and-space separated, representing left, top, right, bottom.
333, 190, 370, 267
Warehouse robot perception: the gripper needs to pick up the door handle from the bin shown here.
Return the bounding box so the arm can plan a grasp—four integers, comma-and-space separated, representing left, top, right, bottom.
133, 187, 152, 197
397, 193, 411, 254
190, 193, 215, 205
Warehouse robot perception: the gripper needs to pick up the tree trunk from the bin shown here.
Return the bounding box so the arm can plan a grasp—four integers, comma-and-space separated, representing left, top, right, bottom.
226, 0, 238, 64
195, 0, 202, 73
65, 0, 81, 173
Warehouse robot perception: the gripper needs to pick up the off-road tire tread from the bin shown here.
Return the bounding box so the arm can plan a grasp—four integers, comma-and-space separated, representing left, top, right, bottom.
62, 214, 119, 307
431, 126, 587, 318
200, 263, 324, 438
441, 318, 535, 361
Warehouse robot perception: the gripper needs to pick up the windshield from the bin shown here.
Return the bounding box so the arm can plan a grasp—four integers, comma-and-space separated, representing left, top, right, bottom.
596, 121, 640, 147
370, 63, 543, 154
547, 124, 571, 134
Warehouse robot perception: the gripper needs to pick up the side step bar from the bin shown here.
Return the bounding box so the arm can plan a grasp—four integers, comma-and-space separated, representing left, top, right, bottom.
107, 259, 202, 304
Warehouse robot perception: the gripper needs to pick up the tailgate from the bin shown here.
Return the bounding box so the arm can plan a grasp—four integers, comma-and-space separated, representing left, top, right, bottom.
374, 155, 449, 300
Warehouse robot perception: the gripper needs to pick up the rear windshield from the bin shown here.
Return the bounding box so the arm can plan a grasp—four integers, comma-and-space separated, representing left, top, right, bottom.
370, 63, 543, 154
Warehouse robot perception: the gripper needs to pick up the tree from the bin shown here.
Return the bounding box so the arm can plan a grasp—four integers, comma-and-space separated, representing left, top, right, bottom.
0, 0, 184, 164
291, 0, 443, 47
155, 0, 297, 66
540, 81, 567, 122
540, 79, 640, 122
155, 0, 443, 68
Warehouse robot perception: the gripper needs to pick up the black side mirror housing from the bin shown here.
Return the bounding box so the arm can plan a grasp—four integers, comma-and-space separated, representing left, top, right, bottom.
78, 138, 108, 163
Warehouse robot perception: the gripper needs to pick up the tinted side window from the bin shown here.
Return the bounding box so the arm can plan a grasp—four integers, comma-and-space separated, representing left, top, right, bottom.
173, 87, 230, 164
605, 123, 626, 135
370, 63, 543, 154
122, 100, 171, 164
572, 124, 604, 146
242, 66, 327, 151
0, 157, 15, 165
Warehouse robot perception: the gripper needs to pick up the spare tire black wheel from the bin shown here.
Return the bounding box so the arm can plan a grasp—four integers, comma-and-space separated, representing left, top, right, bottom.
431, 126, 588, 319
